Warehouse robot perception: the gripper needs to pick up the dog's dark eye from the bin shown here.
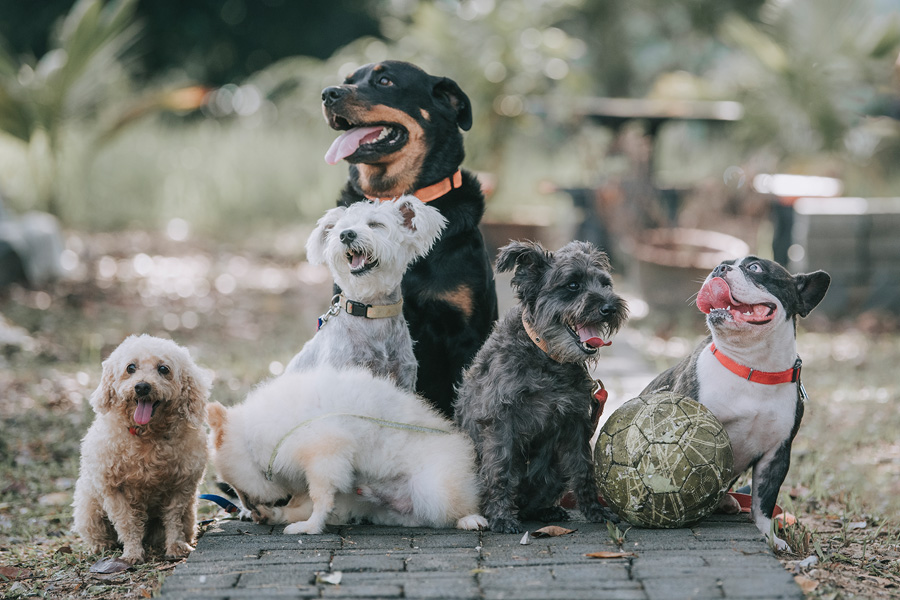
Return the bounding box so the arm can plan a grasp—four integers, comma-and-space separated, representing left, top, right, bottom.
377, 76, 392, 86
747, 262, 763, 273
368, 221, 385, 229
158, 365, 170, 376
126, 363, 136, 374
567, 282, 580, 291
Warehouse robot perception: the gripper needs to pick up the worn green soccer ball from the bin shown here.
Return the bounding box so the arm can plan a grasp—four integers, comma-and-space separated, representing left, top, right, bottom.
595, 391, 734, 528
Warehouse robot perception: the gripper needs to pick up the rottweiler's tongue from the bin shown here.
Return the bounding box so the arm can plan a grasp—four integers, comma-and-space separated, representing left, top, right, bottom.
134, 399, 154, 425
325, 126, 384, 164
696, 277, 733, 314
576, 324, 611, 348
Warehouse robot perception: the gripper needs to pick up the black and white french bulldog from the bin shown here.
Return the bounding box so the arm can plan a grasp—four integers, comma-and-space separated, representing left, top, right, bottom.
641, 256, 830, 550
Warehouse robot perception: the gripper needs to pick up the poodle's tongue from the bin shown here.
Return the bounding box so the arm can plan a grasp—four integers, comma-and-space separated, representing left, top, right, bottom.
576, 324, 611, 348
696, 277, 733, 314
325, 126, 384, 165
134, 399, 155, 425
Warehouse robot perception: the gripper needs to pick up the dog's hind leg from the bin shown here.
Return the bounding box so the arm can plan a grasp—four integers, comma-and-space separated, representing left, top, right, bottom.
72, 488, 118, 553
282, 443, 354, 535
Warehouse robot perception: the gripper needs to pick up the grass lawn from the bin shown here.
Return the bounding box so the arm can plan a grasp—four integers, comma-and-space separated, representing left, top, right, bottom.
1, 230, 898, 598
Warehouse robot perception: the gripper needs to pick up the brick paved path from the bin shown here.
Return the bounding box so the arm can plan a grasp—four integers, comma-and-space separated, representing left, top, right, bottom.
159, 514, 802, 600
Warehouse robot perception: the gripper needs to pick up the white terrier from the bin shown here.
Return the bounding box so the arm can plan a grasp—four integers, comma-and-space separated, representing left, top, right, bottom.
286, 196, 446, 391
207, 366, 487, 534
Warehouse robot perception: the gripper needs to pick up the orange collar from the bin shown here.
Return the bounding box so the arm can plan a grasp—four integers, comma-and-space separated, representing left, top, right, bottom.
709, 343, 801, 385
365, 170, 462, 203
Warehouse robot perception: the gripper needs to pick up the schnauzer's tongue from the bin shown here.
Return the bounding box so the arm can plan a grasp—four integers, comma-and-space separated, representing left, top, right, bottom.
325, 126, 384, 164
134, 399, 154, 425
576, 324, 611, 349
696, 277, 733, 314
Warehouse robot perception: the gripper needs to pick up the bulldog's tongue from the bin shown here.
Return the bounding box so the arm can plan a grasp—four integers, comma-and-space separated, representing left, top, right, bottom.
134, 399, 154, 425
696, 277, 733, 314
324, 126, 384, 164
576, 324, 611, 348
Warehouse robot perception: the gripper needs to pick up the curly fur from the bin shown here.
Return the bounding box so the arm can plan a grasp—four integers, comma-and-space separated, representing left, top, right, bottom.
454, 240, 628, 533
72, 335, 210, 564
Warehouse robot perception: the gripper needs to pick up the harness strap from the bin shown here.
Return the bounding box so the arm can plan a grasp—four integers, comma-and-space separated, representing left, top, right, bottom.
266, 413, 451, 481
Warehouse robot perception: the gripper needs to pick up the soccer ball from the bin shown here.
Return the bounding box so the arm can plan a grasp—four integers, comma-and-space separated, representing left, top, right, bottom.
594, 391, 734, 528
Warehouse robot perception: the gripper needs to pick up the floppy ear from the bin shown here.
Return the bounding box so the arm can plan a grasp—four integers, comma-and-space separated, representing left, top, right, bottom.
305, 207, 345, 265
432, 76, 472, 131
89, 360, 117, 415
177, 355, 211, 430
795, 270, 831, 317
396, 196, 447, 258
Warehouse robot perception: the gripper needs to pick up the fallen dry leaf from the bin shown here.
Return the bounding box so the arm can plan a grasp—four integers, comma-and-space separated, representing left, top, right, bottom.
0, 565, 32, 581
519, 531, 532, 545
794, 575, 819, 592
584, 551, 637, 559
532, 526, 576, 538
89, 557, 133, 574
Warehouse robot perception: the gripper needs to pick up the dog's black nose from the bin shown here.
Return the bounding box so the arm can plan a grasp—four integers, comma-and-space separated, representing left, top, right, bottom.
598, 303, 616, 317
134, 382, 151, 397
712, 264, 733, 278
339, 229, 357, 244
322, 86, 348, 106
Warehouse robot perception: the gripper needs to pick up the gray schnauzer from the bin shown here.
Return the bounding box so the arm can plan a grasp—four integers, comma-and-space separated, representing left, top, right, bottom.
286, 196, 446, 390
454, 240, 628, 533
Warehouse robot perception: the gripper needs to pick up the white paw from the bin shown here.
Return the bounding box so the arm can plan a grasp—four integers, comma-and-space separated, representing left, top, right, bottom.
283, 520, 325, 535
456, 514, 488, 531
770, 535, 790, 552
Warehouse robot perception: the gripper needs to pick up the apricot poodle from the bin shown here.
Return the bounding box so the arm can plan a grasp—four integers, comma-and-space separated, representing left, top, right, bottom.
72, 334, 209, 564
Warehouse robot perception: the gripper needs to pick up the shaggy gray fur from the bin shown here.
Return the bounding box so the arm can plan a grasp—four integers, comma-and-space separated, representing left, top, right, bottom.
454, 240, 628, 533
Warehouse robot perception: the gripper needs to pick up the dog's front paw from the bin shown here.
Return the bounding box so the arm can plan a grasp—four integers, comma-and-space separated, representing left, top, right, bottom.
717, 494, 742, 515
583, 502, 620, 524
521, 505, 570, 523
165, 541, 193, 559
119, 549, 145, 565
283, 520, 325, 535
251, 505, 274, 525
456, 514, 488, 531
770, 534, 790, 552
488, 516, 524, 534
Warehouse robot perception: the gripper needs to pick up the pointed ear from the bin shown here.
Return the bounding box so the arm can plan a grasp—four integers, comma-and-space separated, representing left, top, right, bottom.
305, 207, 344, 265
432, 76, 472, 131
795, 270, 831, 317
90, 359, 117, 414
396, 196, 447, 258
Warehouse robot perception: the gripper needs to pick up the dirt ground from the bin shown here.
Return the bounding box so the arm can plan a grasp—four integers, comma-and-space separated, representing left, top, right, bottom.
1, 231, 898, 598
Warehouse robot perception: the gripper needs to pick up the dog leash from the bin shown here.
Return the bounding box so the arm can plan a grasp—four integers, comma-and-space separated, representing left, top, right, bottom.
317, 294, 404, 330
265, 413, 452, 481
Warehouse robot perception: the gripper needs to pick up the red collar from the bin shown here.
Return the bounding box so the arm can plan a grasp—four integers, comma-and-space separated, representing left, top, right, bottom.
365, 170, 462, 203
709, 343, 801, 385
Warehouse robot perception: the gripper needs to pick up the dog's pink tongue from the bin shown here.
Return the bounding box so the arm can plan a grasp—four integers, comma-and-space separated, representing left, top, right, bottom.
349, 252, 366, 270
134, 399, 154, 425
576, 324, 611, 348
324, 126, 384, 164
696, 277, 732, 314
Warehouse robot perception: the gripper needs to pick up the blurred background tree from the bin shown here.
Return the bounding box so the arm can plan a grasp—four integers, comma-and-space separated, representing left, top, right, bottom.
0, 0, 897, 237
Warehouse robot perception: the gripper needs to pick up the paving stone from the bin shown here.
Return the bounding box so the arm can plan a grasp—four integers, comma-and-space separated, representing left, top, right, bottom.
642, 577, 724, 600
331, 553, 407, 572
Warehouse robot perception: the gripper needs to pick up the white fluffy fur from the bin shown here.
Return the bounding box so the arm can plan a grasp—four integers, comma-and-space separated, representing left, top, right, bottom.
305, 195, 446, 304
207, 367, 486, 534
72, 335, 210, 564
285, 196, 446, 391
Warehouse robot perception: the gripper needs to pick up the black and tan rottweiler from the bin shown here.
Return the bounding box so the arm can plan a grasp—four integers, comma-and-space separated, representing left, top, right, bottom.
321, 60, 498, 417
